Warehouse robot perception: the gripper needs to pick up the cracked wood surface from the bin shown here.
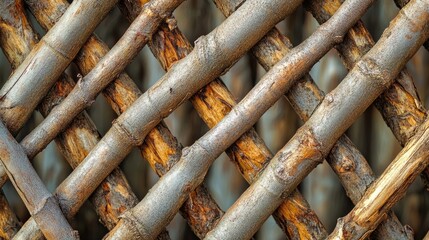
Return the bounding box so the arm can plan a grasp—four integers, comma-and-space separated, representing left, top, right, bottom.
206, 0, 429, 238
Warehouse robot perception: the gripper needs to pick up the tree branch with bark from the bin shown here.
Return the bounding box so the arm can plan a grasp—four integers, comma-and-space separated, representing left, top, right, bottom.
206, 0, 429, 238
0, 0, 118, 135
0, 120, 78, 239
119, 1, 327, 239
15, 0, 224, 238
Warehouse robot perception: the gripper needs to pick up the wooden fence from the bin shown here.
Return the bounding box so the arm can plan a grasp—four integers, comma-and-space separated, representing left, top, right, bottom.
0, 0, 428, 239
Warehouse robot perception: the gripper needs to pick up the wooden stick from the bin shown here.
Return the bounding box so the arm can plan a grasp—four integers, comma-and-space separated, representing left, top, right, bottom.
18, 0, 223, 238
393, 0, 429, 50
105, 0, 376, 238
0, 0, 118, 135
0, 121, 78, 239
213, 1, 413, 239
0, 1, 148, 239
119, 1, 327, 239
206, 0, 429, 238
210, 0, 414, 238
0, 190, 21, 239
20, 0, 185, 159
22, 0, 303, 238
329, 100, 429, 236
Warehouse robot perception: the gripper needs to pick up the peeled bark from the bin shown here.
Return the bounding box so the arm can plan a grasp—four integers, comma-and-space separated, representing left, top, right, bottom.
0, 190, 21, 239
211, 0, 414, 238
329, 102, 429, 238
120, 1, 327, 239
0, 0, 118, 135
105, 0, 377, 239
0, 121, 77, 239
20, 0, 184, 159
308, 0, 427, 156
20, 0, 224, 238
25, 0, 302, 238
0, 1, 144, 239
206, 0, 429, 238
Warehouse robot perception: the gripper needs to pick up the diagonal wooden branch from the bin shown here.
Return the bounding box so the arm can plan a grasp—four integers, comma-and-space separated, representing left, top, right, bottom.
307, 0, 428, 174
393, 0, 429, 50
329, 117, 429, 237
0, 0, 118, 135
0, 120, 78, 240
18, 0, 224, 238
212, 0, 414, 239
105, 0, 376, 238
213, 0, 414, 239
19, 0, 304, 238
206, 0, 429, 238
0, 1, 148, 239
20, 0, 185, 159
119, 1, 327, 239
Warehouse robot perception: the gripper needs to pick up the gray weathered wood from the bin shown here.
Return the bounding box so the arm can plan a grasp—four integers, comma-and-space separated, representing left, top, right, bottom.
207, 0, 429, 238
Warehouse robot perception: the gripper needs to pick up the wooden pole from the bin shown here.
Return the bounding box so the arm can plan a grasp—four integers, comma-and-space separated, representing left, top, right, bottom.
0, 121, 78, 239
0, 1, 148, 239
20, 0, 185, 159
17, 0, 224, 238
393, 0, 429, 50
0, 0, 118, 135
329, 107, 429, 239
119, 1, 327, 239
105, 0, 376, 238
206, 0, 429, 238
0, 190, 21, 239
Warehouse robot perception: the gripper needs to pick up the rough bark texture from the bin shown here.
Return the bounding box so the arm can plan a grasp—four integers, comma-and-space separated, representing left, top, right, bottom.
20, 0, 184, 159
21, 0, 224, 238
104, 0, 377, 239
119, 1, 327, 239
211, 0, 413, 238
48, 0, 304, 238
307, 0, 427, 164
0, 190, 21, 239
206, 0, 429, 238
0, 121, 78, 240
329, 99, 429, 239
0, 0, 118, 135
0, 2, 145, 239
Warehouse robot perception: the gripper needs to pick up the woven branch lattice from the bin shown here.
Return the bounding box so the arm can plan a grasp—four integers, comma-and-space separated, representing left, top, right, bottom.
0, 0, 428, 239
